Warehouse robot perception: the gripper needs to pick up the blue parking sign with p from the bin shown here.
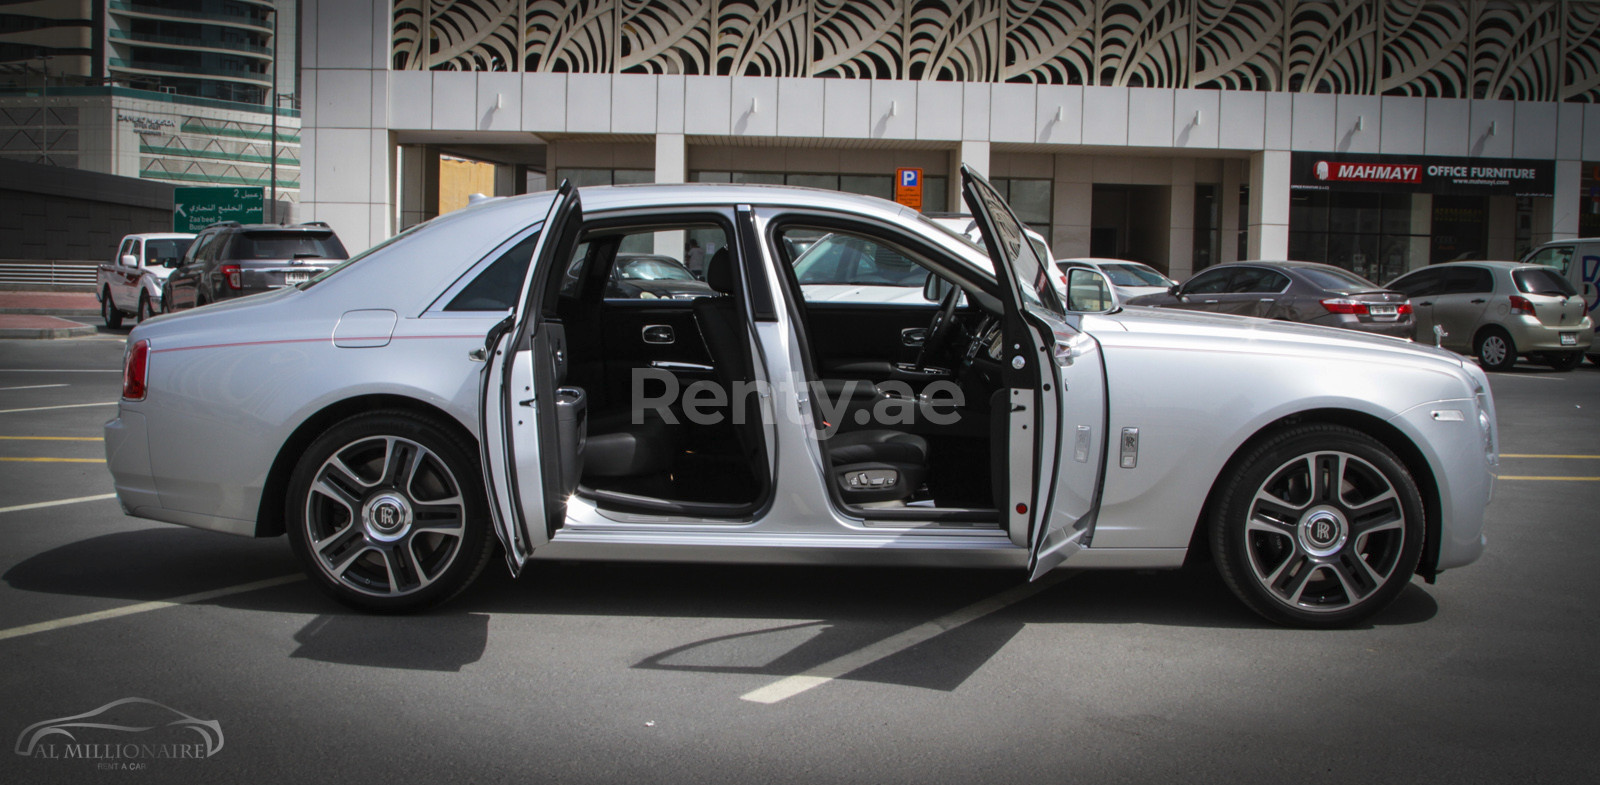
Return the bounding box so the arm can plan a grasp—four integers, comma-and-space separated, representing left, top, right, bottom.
901, 169, 920, 188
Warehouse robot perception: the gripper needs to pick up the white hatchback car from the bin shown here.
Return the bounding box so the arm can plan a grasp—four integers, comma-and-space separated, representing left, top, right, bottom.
106, 170, 1496, 628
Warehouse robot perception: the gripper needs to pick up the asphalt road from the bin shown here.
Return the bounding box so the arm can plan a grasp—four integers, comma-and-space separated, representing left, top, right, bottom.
1, 333, 1597, 784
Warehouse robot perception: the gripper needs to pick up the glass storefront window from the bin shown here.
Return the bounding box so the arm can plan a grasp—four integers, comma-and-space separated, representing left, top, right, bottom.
1289, 190, 1418, 282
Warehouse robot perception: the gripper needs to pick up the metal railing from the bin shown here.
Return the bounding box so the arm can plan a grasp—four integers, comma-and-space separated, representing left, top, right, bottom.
0, 261, 99, 289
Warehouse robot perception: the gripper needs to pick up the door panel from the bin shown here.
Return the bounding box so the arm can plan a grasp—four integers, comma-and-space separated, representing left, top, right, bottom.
806, 302, 942, 377
596, 301, 716, 407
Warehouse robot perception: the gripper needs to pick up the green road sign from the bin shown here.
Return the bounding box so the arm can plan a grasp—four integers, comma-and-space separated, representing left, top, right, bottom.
174, 187, 264, 232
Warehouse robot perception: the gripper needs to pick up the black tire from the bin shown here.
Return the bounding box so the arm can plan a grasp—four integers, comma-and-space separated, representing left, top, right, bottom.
1474, 327, 1517, 372
136, 293, 153, 324
161, 290, 174, 314
286, 411, 496, 613
1210, 424, 1424, 628
1546, 351, 1583, 372
101, 288, 123, 329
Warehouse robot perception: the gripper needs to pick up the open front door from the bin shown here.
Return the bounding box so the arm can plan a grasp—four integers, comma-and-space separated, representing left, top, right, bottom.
960, 165, 1108, 580
480, 183, 584, 575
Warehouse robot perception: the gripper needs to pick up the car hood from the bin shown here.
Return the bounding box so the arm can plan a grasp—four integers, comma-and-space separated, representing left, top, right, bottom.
627, 278, 717, 298
1097, 305, 1467, 369
1113, 285, 1170, 300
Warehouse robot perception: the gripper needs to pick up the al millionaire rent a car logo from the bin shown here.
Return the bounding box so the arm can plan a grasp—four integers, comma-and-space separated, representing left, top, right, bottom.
14, 698, 223, 768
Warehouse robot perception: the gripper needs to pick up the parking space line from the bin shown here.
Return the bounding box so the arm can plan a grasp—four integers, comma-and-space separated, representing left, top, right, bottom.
740, 571, 1075, 705
0, 493, 117, 515
0, 384, 69, 392
0, 436, 101, 441
0, 402, 118, 415
0, 457, 104, 463
1498, 476, 1600, 481
0, 370, 120, 373
0, 575, 305, 643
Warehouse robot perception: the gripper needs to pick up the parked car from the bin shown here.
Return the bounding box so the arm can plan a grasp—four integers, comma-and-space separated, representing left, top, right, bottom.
605, 253, 715, 300
789, 231, 936, 303
106, 171, 1495, 629
1387, 261, 1594, 371
97, 232, 195, 327
1128, 261, 1415, 339
1057, 258, 1175, 300
1521, 238, 1600, 364
161, 221, 348, 313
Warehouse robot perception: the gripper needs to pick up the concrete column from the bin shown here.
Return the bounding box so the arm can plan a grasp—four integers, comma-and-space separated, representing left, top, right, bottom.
1167, 159, 1196, 280
493, 164, 518, 197
1485, 196, 1516, 260
1535, 160, 1583, 245
1052, 155, 1093, 258
1220, 159, 1242, 265
951, 141, 990, 211
1247, 150, 1290, 260
655, 133, 687, 257
1408, 193, 1432, 271
398, 145, 439, 231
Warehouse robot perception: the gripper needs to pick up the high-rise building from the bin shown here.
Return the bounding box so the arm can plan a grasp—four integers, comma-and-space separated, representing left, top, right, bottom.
0, 0, 301, 216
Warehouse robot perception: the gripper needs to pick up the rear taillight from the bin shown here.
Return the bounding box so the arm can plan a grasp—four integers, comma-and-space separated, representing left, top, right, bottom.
1509, 295, 1535, 316
221, 264, 243, 290
1320, 298, 1370, 315
122, 339, 149, 401
1397, 302, 1413, 315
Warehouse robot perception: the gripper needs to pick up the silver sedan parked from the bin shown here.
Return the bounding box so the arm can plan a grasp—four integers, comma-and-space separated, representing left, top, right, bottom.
105, 171, 1495, 628
1128, 261, 1416, 339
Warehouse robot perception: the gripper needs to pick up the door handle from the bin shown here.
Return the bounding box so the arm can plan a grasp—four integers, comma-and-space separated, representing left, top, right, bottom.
642, 325, 675, 344
651, 360, 714, 373
901, 328, 927, 347
1470, 298, 1486, 304
1418, 301, 1433, 306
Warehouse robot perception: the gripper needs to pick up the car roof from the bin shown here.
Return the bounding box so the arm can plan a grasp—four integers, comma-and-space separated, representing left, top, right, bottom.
1057, 257, 1158, 266
1400, 260, 1542, 271
127, 233, 195, 240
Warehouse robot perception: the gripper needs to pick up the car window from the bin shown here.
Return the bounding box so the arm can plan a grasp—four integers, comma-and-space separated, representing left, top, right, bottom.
187, 232, 222, 264
145, 239, 192, 266
783, 227, 940, 305
1442, 267, 1494, 294
1389, 267, 1444, 297
599, 227, 722, 301
1512, 267, 1578, 297
1182, 268, 1233, 295
233, 231, 348, 261
445, 231, 542, 312
1228, 267, 1290, 293
1525, 245, 1574, 275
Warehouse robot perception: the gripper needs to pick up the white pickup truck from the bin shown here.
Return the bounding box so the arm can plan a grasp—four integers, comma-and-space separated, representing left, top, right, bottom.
97, 233, 195, 327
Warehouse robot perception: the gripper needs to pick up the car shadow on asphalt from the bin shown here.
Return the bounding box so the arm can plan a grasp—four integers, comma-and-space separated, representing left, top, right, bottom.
4, 528, 1437, 686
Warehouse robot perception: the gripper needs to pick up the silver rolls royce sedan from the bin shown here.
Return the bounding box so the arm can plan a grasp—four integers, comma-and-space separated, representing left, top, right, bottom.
105, 169, 1497, 628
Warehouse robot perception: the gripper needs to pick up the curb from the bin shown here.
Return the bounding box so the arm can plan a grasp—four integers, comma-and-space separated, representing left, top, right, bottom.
0, 308, 102, 317
0, 324, 100, 339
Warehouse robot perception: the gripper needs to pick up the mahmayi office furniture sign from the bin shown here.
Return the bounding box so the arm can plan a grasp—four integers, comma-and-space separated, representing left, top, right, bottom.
1291, 152, 1554, 198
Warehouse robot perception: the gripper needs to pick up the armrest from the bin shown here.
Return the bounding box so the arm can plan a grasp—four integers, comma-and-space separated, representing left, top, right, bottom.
818, 378, 882, 402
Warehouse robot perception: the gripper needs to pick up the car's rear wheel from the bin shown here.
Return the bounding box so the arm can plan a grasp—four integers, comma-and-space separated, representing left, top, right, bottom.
136, 293, 152, 324
1546, 351, 1583, 371
101, 288, 123, 329
1210, 424, 1424, 628
286, 411, 495, 613
1474, 327, 1516, 372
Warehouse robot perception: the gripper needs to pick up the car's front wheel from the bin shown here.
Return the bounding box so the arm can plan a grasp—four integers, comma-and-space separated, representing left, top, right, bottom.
1474, 327, 1517, 372
136, 293, 153, 324
1210, 424, 1424, 628
286, 411, 496, 613
101, 288, 123, 329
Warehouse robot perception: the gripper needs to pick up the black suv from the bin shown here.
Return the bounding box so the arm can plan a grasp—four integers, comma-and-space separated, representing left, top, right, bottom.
161, 221, 349, 312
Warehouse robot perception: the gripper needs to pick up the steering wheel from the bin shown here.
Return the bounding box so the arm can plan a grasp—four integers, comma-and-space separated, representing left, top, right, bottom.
915, 280, 963, 369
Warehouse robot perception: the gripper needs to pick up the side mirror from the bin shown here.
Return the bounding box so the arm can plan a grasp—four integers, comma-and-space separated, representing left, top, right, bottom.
1168, 283, 1181, 296
923, 272, 954, 302
1064, 268, 1117, 313
120, 254, 138, 268
163, 258, 181, 269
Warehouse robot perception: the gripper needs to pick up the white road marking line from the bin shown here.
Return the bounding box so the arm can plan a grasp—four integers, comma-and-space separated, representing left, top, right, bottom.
0, 401, 118, 415
0, 436, 101, 441
740, 571, 1075, 705
0, 370, 121, 373
0, 384, 69, 391
0, 493, 117, 515
0, 575, 306, 643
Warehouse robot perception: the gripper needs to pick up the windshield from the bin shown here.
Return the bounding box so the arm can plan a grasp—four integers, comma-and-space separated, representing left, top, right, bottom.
792, 234, 928, 287
618, 258, 694, 281
234, 231, 348, 261
1513, 267, 1578, 296
1082, 262, 1170, 287
144, 239, 192, 265
1298, 266, 1382, 293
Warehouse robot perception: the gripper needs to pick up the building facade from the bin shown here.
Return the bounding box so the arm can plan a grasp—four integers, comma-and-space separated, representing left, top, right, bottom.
303, 0, 1600, 282
0, 0, 302, 218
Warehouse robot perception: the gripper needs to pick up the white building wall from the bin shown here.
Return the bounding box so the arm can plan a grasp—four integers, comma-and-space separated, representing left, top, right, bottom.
302, 2, 1597, 259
